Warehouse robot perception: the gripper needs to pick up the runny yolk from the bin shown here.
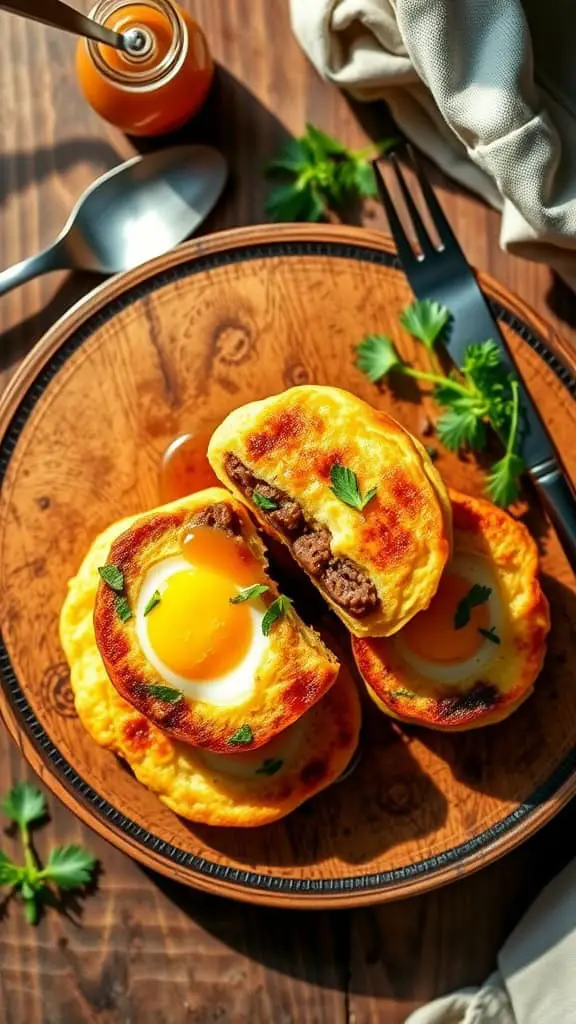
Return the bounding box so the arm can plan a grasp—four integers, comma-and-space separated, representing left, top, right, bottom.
402, 573, 490, 664
147, 567, 253, 681
181, 526, 264, 589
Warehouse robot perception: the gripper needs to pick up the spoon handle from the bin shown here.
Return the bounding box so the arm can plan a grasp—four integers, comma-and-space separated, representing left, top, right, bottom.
0, 0, 126, 50
0, 240, 69, 298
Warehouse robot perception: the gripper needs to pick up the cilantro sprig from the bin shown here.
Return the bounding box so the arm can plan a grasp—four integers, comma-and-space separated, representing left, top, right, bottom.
330, 465, 377, 512
266, 123, 399, 222
230, 584, 269, 605
454, 584, 492, 629
355, 299, 527, 507
0, 781, 97, 925
262, 595, 293, 636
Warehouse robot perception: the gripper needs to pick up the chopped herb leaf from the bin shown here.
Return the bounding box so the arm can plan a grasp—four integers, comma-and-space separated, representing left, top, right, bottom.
115, 595, 132, 623
230, 584, 270, 605
43, 845, 98, 890
98, 563, 124, 592
262, 595, 293, 636
454, 584, 492, 629
147, 684, 183, 703
478, 626, 501, 645
394, 688, 417, 699
228, 724, 254, 746
253, 490, 278, 511
143, 590, 161, 616
330, 464, 377, 512
1, 782, 47, 828
256, 758, 284, 776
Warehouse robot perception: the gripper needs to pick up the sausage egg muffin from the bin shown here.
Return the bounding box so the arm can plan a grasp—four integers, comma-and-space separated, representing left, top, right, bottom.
208, 386, 452, 638
352, 489, 550, 730
60, 517, 361, 826
90, 489, 339, 752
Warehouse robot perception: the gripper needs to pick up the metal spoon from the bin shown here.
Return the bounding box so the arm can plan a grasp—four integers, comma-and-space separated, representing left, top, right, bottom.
0, 0, 138, 52
0, 146, 228, 296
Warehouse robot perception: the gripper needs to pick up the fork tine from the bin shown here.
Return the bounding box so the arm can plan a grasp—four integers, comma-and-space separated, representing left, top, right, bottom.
407, 144, 459, 251
371, 161, 416, 268
389, 154, 435, 257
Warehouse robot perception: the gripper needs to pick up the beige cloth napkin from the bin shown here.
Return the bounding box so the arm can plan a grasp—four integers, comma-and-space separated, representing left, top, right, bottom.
404, 857, 576, 1024
290, 0, 576, 289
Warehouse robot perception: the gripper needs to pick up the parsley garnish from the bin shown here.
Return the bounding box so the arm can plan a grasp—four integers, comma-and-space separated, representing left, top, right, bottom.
454, 584, 492, 629
0, 781, 97, 925
147, 684, 182, 703
115, 595, 132, 623
98, 563, 124, 592
253, 491, 278, 511
355, 300, 526, 507
256, 758, 284, 776
262, 595, 293, 636
143, 591, 161, 616
478, 626, 501, 645
330, 464, 377, 512
230, 584, 269, 605
266, 123, 400, 222
228, 724, 254, 746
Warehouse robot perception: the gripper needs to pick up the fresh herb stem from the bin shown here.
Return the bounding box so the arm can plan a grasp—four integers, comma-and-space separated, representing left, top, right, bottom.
507, 381, 521, 456
400, 366, 470, 396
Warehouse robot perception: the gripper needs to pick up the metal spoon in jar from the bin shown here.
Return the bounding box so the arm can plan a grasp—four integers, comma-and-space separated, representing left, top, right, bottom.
0, 146, 228, 296
0, 0, 149, 54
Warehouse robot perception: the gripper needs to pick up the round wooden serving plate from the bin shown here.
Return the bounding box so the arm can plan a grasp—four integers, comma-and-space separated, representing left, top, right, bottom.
0, 224, 575, 909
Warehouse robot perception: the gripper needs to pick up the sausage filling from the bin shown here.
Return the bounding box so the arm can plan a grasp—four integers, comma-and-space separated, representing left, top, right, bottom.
224, 453, 379, 617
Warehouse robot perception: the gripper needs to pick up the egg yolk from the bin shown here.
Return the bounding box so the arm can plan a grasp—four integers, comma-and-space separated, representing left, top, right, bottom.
402, 573, 490, 664
181, 525, 264, 588
147, 566, 253, 680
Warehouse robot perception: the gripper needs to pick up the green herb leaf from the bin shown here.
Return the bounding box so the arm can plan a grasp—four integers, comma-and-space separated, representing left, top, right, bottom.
97, 563, 124, 592
256, 758, 284, 776
147, 684, 183, 704
355, 334, 403, 383
43, 845, 97, 891
228, 724, 254, 746
454, 584, 492, 629
305, 122, 349, 155
230, 584, 269, 605
22, 895, 38, 926
143, 591, 161, 616
436, 406, 487, 451
394, 688, 417, 699
400, 300, 451, 350
2, 782, 47, 828
266, 137, 312, 174
352, 160, 378, 198
115, 595, 132, 623
478, 626, 501, 645
266, 181, 326, 223
330, 465, 377, 512
0, 850, 21, 886
252, 490, 278, 511
486, 452, 526, 508
262, 595, 293, 636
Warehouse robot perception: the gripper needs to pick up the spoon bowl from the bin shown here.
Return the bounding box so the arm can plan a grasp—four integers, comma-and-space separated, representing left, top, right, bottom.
0, 145, 228, 295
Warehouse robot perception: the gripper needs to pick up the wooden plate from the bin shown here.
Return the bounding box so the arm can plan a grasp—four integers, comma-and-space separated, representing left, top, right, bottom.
0, 224, 575, 909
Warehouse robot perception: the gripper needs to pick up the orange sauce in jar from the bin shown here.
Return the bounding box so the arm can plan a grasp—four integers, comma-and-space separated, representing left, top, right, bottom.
76, 0, 214, 136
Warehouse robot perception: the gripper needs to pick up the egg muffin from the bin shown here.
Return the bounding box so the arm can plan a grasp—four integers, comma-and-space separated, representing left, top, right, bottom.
90, 489, 339, 753
60, 523, 361, 827
352, 489, 550, 730
208, 386, 452, 638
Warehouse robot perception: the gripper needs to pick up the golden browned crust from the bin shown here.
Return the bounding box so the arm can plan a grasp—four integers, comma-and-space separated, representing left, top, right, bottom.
352, 489, 551, 730
92, 489, 339, 752
208, 386, 451, 638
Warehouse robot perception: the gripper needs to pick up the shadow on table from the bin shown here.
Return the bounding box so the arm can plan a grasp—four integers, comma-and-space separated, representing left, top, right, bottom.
0, 138, 121, 208
0, 66, 295, 371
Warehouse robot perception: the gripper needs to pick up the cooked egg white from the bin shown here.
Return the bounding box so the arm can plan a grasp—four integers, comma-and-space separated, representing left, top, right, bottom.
135, 555, 268, 706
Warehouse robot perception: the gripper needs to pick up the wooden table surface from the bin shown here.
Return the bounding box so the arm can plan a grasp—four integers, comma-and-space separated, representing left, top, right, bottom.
0, 2, 575, 1022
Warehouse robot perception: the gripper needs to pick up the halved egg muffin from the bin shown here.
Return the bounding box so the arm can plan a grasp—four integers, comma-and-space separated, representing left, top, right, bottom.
352, 489, 550, 730
208, 385, 452, 638
90, 489, 339, 752
60, 524, 361, 827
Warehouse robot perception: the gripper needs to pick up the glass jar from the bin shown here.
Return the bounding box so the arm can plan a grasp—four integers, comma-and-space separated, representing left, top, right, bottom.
76, 0, 214, 136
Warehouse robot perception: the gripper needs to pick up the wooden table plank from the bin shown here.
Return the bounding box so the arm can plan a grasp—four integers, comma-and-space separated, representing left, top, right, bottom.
0, 1, 574, 1022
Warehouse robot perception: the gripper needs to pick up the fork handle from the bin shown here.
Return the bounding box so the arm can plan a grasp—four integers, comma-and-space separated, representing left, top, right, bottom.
532, 462, 576, 572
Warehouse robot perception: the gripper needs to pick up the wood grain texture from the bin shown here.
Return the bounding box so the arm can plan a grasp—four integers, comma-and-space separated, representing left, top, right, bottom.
0, 1, 575, 1021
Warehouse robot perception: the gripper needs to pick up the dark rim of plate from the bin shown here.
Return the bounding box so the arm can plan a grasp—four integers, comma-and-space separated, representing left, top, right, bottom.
1, 239, 575, 899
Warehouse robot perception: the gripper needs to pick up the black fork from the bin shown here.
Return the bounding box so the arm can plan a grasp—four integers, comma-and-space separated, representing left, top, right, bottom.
373, 145, 576, 569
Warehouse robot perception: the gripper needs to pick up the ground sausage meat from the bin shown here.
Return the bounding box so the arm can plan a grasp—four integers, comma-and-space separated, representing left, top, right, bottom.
224, 453, 379, 617
191, 502, 242, 537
